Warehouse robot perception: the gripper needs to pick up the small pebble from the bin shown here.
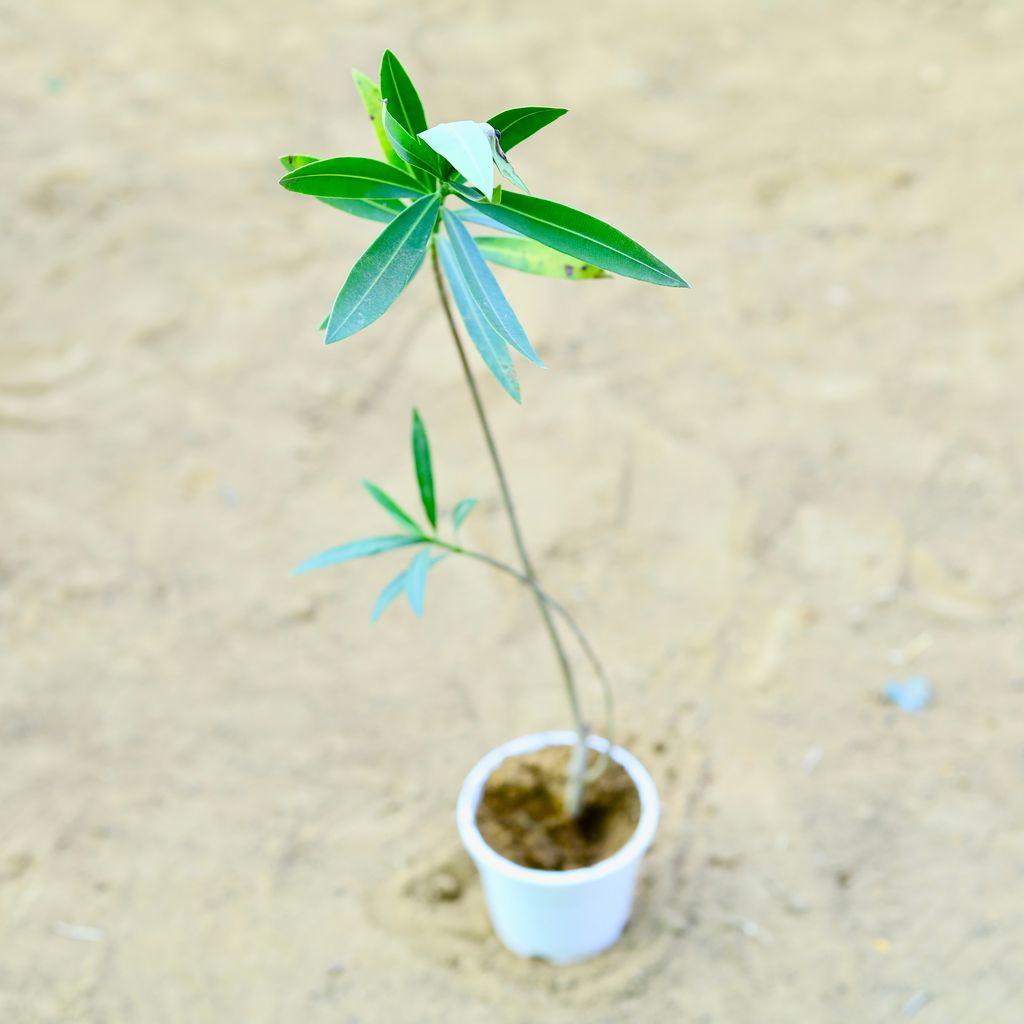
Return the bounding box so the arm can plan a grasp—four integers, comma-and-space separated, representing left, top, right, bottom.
425, 869, 462, 903
884, 677, 933, 713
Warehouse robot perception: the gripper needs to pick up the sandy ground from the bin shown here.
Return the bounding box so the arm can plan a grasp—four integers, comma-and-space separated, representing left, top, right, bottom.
2, 0, 1023, 1020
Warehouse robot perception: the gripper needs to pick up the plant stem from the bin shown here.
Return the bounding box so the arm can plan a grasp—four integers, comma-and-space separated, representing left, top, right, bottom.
432, 539, 615, 780
430, 241, 591, 815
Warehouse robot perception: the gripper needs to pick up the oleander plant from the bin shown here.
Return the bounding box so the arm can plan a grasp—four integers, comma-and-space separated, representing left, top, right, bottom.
280, 49, 688, 815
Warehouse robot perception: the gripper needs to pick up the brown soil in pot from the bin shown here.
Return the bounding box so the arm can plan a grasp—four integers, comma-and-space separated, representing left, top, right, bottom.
475, 745, 642, 871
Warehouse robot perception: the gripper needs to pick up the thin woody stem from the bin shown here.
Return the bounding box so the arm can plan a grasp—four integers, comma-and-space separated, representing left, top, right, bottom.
433, 539, 615, 778
430, 240, 592, 811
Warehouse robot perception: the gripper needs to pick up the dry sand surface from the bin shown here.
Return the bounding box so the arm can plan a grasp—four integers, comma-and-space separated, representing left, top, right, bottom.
2, 0, 1023, 1020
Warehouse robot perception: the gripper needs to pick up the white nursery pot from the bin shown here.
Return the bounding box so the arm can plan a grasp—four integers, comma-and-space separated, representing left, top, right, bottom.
456, 730, 660, 964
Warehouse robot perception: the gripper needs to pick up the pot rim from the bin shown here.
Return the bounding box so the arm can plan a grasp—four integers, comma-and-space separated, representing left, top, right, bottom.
456, 729, 660, 886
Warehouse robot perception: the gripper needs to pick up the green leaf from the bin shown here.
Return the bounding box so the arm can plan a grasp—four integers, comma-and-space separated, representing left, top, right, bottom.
362, 480, 423, 534
436, 237, 520, 403
372, 553, 447, 622
280, 155, 405, 223
320, 196, 405, 224
371, 566, 409, 623
382, 103, 442, 180
411, 409, 436, 529
319, 313, 329, 330
481, 126, 529, 193
325, 193, 440, 344
280, 154, 319, 171
419, 121, 495, 200
452, 498, 478, 531
447, 179, 487, 203
380, 50, 428, 136
489, 142, 529, 194
487, 107, 567, 151
352, 69, 407, 170
474, 235, 608, 280
280, 156, 427, 200
441, 210, 543, 367
404, 549, 433, 616
464, 192, 688, 288
454, 207, 522, 235
291, 534, 423, 575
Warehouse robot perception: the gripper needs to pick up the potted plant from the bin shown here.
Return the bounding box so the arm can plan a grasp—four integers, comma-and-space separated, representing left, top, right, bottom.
279, 50, 688, 963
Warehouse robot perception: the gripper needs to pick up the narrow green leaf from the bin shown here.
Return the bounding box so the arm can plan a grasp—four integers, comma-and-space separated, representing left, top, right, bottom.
419, 121, 495, 200
452, 497, 478, 531
404, 549, 433, 616
319, 196, 405, 223
371, 566, 409, 623
447, 179, 487, 203
487, 107, 567, 151
437, 237, 521, 403
411, 409, 436, 529
455, 207, 523, 235
291, 534, 422, 575
382, 102, 442, 180
442, 209, 543, 367
325, 193, 440, 344
280, 155, 404, 223
280, 154, 319, 171
475, 235, 608, 281
373, 553, 447, 623
490, 146, 529, 194
352, 69, 407, 170
465, 192, 689, 288
380, 50, 428, 136
362, 480, 423, 534
481, 126, 529, 193
319, 313, 329, 330
280, 156, 427, 200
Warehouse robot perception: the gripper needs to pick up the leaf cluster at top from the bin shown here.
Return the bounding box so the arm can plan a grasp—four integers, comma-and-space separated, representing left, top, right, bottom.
279, 50, 688, 402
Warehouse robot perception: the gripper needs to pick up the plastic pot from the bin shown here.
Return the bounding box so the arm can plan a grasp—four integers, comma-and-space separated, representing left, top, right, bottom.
456, 730, 660, 964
